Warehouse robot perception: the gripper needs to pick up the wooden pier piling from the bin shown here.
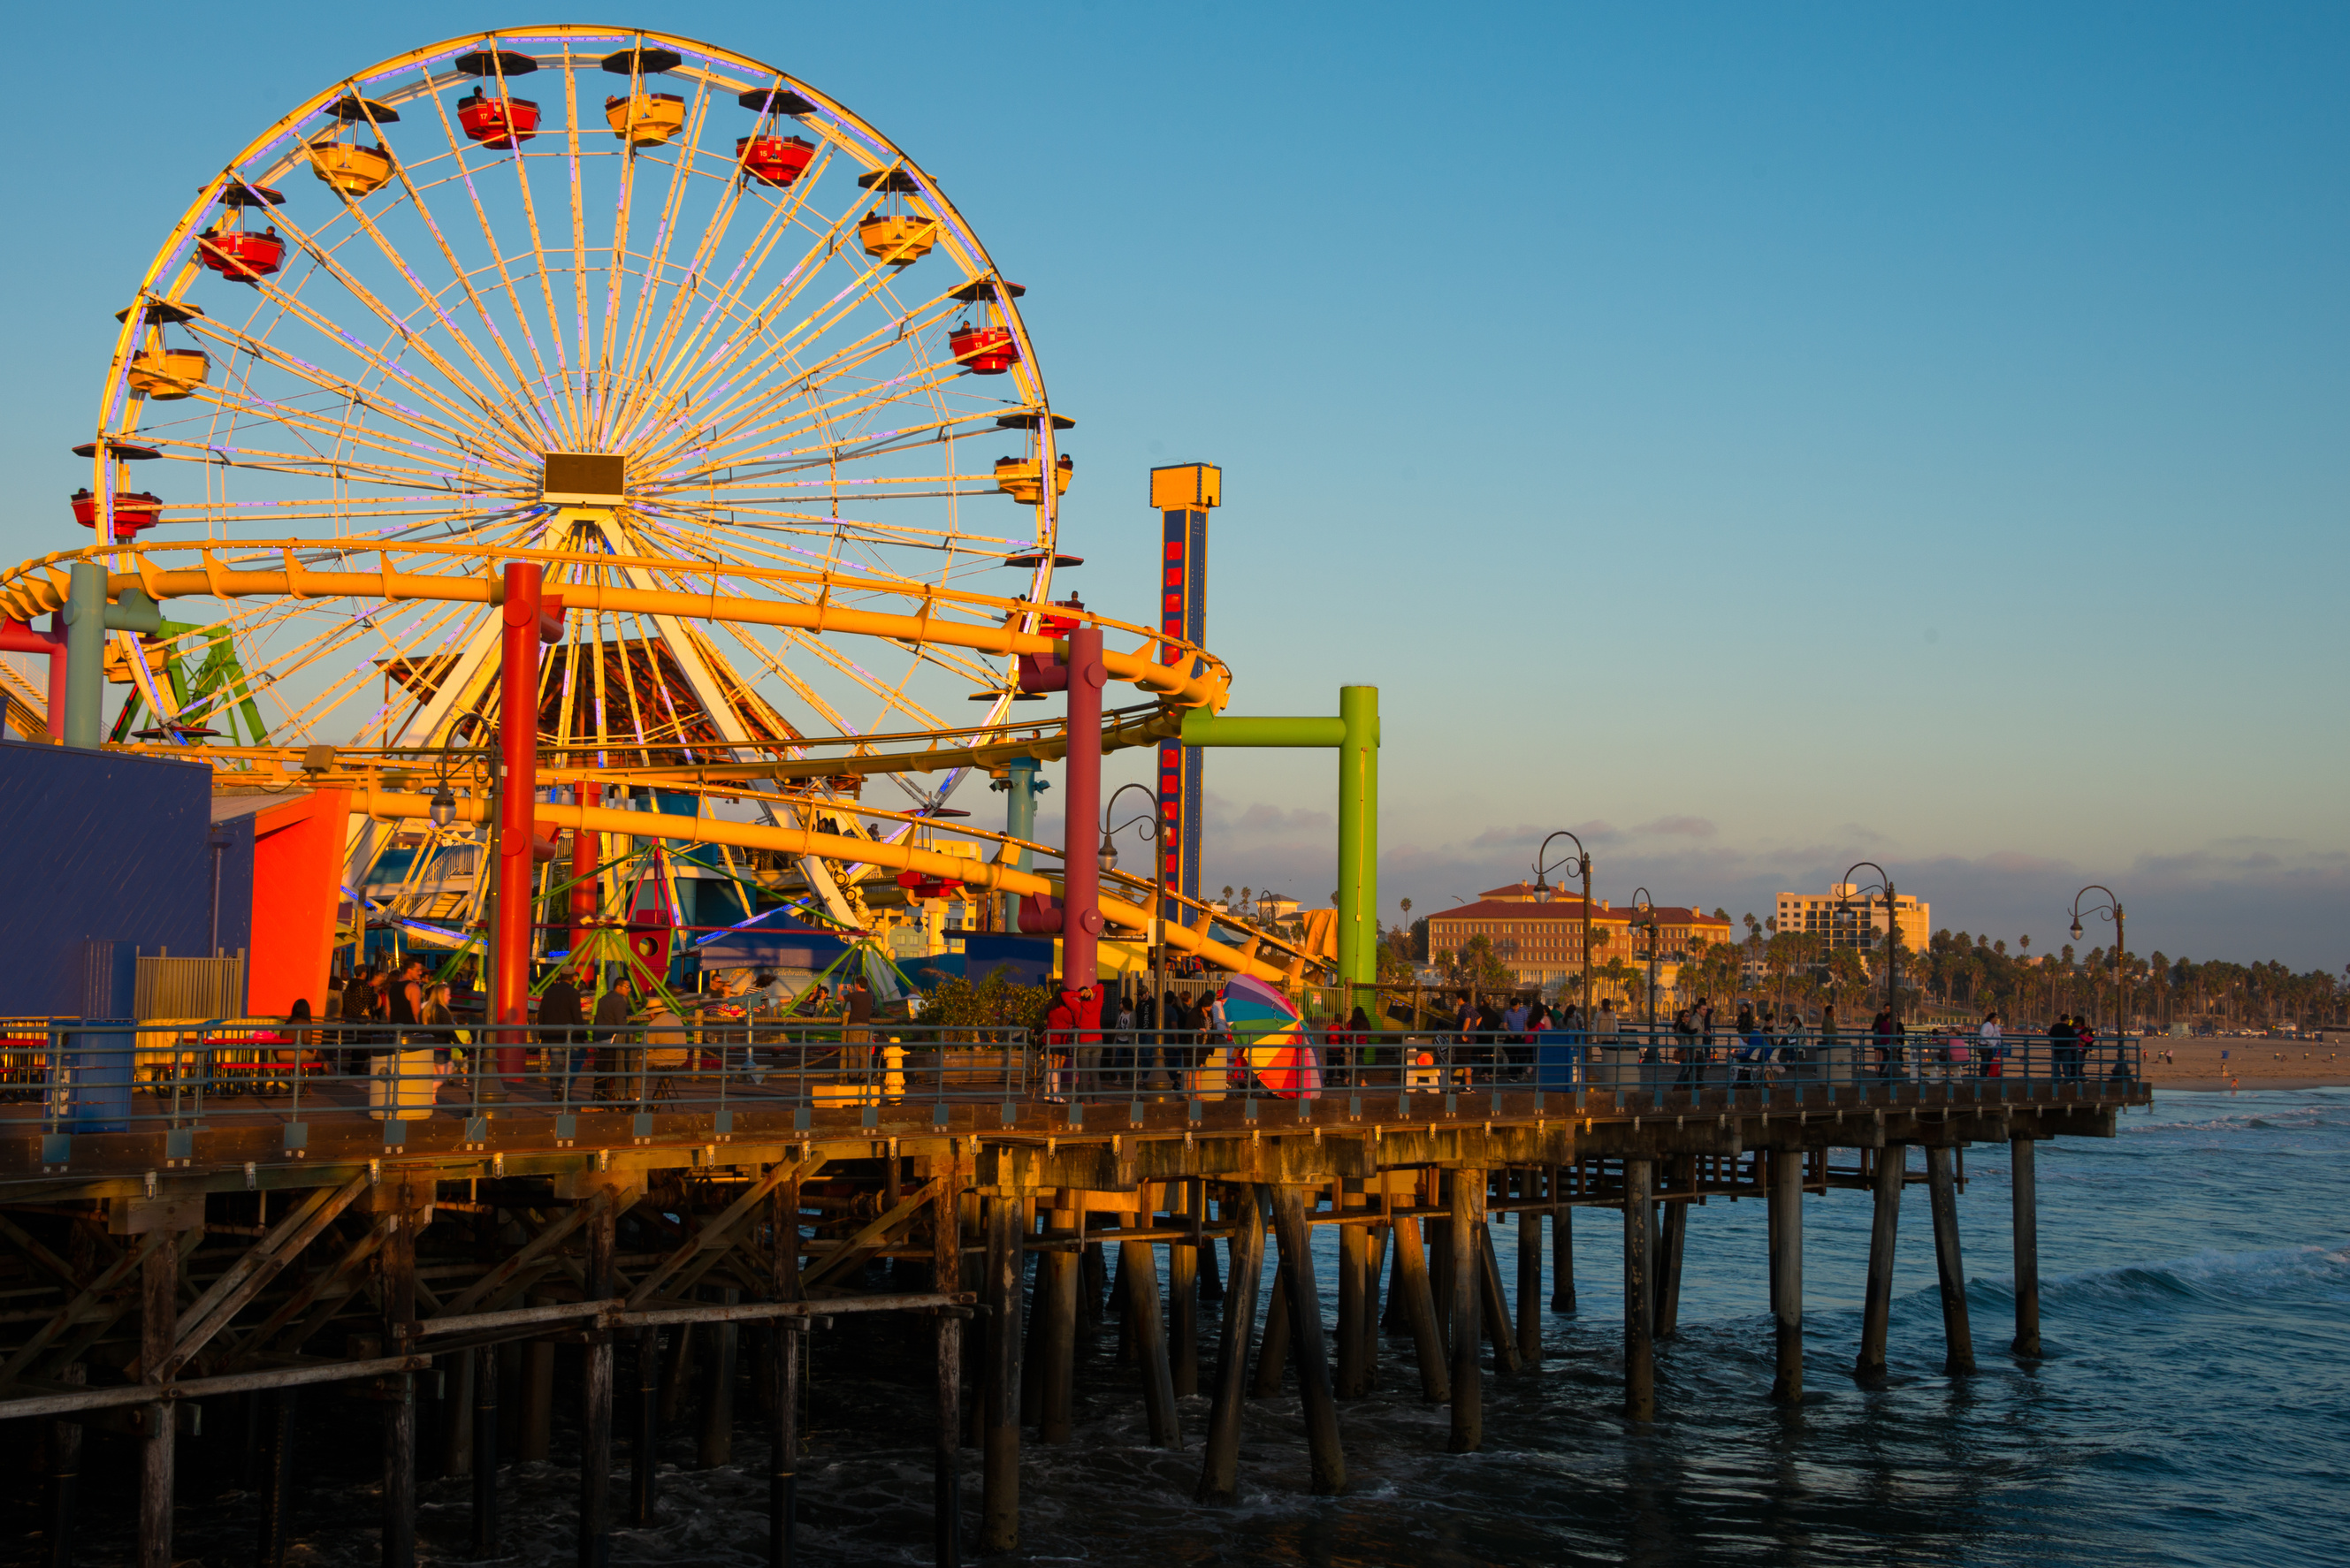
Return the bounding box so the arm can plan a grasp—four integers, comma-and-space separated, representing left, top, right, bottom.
1337, 1184, 1370, 1397
46, 1364, 83, 1568
258, 1387, 297, 1568
1195, 1184, 1264, 1503
139, 1224, 178, 1568
1551, 1187, 1577, 1313
1856, 1146, 1902, 1382
1270, 1185, 1346, 1493
1249, 1269, 1290, 1397
1392, 1214, 1449, 1403
471, 1351, 500, 1558
2010, 1135, 2042, 1358
1476, 1220, 1522, 1375
579, 1192, 616, 1568
1927, 1146, 1976, 1376
698, 1290, 740, 1468
1170, 1180, 1201, 1397
1622, 1158, 1655, 1421
771, 1173, 803, 1568
631, 1328, 660, 1525
1122, 1239, 1181, 1446
1446, 1173, 1482, 1451
934, 1171, 965, 1568
980, 1192, 1024, 1555
1516, 1186, 1543, 1365
1038, 1197, 1079, 1444
1655, 1156, 1688, 1340
383, 1185, 421, 1568
1767, 1149, 1804, 1404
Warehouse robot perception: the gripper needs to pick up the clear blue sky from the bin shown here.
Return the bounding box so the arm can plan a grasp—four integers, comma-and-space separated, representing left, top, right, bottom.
3, 4, 2343, 969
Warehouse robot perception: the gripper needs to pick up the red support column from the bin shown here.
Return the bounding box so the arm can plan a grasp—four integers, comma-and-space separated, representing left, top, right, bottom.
1062, 625, 1105, 990
494, 562, 543, 1079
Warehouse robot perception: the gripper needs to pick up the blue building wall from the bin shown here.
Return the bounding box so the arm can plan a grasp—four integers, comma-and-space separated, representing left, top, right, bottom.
0, 742, 215, 1016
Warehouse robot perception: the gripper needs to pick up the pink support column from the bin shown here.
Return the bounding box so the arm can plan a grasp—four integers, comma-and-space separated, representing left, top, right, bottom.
1062, 626, 1105, 989
495, 563, 545, 1081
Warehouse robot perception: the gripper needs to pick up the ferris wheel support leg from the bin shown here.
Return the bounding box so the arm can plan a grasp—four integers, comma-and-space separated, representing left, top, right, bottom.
494, 563, 546, 1079
1061, 628, 1106, 992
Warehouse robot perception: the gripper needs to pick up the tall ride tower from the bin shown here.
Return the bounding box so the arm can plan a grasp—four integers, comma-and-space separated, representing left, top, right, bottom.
1149, 463, 1221, 926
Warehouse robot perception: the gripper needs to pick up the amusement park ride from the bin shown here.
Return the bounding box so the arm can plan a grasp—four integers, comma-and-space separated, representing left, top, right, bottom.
0, 25, 1374, 1016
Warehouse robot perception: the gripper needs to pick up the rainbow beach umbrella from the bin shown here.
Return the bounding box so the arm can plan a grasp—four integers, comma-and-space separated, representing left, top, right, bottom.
1217, 974, 1324, 1099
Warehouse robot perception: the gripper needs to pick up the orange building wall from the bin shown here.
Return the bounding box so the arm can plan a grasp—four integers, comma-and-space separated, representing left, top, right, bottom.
246, 789, 348, 1017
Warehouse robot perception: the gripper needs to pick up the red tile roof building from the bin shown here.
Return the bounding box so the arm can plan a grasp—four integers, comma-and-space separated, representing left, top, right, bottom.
1427, 886, 1733, 997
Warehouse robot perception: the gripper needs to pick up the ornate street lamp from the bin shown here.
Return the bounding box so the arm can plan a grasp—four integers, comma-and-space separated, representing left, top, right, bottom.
2070, 885, 2126, 1033
1837, 862, 1901, 1023
1533, 830, 1593, 1025
1103, 781, 1164, 1016
1631, 887, 1659, 1026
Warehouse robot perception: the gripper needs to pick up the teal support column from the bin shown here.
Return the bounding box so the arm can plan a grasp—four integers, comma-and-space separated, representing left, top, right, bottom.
63, 563, 164, 750
63, 564, 107, 750
1339, 686, 1378, 995
995, 757, 1046, 930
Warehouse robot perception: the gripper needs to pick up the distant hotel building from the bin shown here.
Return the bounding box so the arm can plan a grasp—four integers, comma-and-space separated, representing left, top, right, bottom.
1426, 883, 1733, 996
1774, 882, 1930, 955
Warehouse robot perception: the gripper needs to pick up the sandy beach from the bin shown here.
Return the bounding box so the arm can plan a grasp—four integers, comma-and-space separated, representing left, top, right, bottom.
2139, 1036, 2349, 1092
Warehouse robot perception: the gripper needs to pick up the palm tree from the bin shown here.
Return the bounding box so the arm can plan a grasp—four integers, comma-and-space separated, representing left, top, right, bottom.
1400, 896, 1413, 922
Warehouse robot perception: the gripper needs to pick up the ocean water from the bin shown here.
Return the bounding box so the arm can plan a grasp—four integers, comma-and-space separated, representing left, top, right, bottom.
19, 1089, 2348, 1566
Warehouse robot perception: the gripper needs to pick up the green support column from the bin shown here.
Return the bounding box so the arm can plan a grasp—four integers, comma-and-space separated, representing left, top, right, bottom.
1339, 686, 1378, 994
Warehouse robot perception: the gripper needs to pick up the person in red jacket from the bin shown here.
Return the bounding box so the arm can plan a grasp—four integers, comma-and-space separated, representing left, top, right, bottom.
1043, 980, 1080, 1098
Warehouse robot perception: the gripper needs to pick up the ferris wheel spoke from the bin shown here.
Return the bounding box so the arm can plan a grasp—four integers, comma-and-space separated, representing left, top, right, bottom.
665, 358, 969, 485
558, 49, 597, 422
612, 137, 836, 449
501, 143, 583, 447
423, 86, 568, 453
600, 78, 737, 449
144, 381, 529, 492
644, 501, 1028, 568
191, 257, 530, 464
609, 147, 823, 456
648, 282, 973, 470
128, 434, 508, 499
381, 95, 569, 451
327, 112, 558, 447
621, 193, 896, 461
712, 621, 863, 740
181, 312, 525, 476
259, 195, 548, 456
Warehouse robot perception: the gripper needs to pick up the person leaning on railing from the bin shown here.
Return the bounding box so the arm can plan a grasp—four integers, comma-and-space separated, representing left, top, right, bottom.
591, 976, 637, 1105
1978, 1010, 2004, 1077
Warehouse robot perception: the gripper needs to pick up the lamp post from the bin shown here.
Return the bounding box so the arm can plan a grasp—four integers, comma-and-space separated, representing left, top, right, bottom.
1837, 862, 1901, 1024
1631, 887, 1659, 1027
2070, 886, 2125, 1034
1103, 781, 1164, 1029
1533, 831, 1593, 1027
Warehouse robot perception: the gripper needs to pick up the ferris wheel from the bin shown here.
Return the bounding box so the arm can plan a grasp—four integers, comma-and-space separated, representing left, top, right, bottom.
79, 26, 1071, 799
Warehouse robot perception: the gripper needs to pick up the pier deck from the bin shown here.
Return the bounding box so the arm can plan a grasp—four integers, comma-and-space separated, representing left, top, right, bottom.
0, 1034, 2147, 1566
